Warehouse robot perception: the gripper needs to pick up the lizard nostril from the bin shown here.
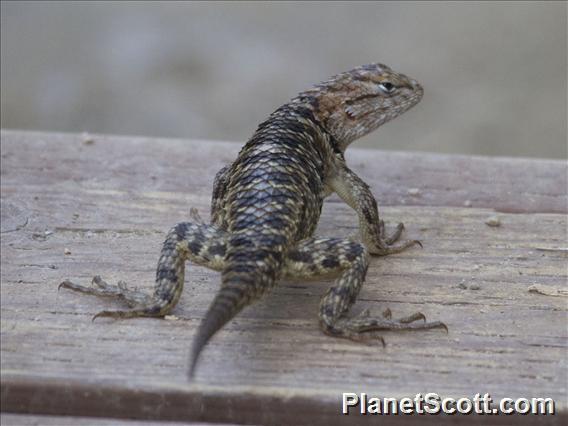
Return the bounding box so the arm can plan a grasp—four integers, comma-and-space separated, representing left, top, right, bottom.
410, 80, 424, 95
409, 79, 420, 89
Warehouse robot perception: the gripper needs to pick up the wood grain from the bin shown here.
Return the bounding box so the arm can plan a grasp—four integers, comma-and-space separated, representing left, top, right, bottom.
1, 130, 566, 424
0, 413, 222, 426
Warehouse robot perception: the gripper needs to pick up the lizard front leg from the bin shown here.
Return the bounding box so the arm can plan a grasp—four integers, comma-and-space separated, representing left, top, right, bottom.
59, 221, 228, 319
329, 164, 420, 255
210, 165, 231, 229
283, 237, 446, 341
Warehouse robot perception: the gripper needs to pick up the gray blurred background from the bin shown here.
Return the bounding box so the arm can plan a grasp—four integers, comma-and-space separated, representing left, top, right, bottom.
1, 1, 566, 158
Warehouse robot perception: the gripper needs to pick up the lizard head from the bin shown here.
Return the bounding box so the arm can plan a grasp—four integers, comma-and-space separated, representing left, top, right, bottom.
296, 63, 424, 151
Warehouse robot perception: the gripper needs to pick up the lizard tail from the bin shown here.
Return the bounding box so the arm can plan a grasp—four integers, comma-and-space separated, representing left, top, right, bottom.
188, 235, 284, 378
188, 282, 249, 378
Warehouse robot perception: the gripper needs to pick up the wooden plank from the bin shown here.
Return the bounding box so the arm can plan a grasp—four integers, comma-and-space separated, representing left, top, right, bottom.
0, 130, 565, 218
0, 413, 221, 426
1, 130, 567, 424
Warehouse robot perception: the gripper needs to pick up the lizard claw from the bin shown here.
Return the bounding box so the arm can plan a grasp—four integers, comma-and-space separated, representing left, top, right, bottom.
348, 331, 386, 348
398, 312, 427, 324
58, 280, 71, 291
436, 322, 449, 334
92, 311, 112, 322
189, 207, 204, 224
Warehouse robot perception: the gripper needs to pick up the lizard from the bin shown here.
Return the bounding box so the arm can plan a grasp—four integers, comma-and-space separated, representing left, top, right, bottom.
59, 63, 447, 378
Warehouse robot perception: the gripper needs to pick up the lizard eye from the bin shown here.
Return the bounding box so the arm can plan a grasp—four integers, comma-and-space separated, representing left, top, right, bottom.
378, 82, 396, 94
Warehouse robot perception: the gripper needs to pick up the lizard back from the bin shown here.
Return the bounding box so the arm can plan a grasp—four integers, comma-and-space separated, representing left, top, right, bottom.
189, 103, 335, 374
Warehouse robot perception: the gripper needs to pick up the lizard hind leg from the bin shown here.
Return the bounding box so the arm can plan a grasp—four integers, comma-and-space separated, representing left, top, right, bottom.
283, 237, 446, 344
59, 221, 228, 320
283, 237, 375, 336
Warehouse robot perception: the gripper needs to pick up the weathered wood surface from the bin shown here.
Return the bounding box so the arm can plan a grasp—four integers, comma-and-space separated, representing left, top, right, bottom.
0, 413, 221, 426
1, 130, 567, 424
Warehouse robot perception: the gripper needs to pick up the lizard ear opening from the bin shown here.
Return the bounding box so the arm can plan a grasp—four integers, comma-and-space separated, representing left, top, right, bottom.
344, 102, 375, 120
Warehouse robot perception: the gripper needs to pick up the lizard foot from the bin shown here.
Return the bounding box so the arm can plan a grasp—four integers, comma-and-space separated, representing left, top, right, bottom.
371, 220, 421, 255
341, 307, 397, 346
379, 220, 405, 245
330, 309, 447, 343
370, 238, 422, 256
59, 275, 164, 320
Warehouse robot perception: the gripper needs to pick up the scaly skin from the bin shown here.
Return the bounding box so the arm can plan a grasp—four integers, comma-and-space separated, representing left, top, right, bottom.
59, 63, 447, 378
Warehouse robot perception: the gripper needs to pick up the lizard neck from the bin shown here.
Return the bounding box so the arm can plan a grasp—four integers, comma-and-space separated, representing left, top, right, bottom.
287, 93, 356, 154
266, 99, 344, 156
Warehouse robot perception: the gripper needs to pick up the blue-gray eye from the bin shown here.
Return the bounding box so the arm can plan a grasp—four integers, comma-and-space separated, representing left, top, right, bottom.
379, 82, 395, 94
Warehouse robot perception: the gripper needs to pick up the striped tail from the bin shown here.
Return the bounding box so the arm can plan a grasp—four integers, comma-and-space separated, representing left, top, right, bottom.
188, 232, 285, 377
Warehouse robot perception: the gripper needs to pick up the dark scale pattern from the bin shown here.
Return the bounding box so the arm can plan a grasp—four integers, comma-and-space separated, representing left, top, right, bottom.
59, 63, 447, 379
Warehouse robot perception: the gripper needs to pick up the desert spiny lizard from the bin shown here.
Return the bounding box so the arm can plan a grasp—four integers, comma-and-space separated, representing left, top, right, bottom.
60, 63, 446, 377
